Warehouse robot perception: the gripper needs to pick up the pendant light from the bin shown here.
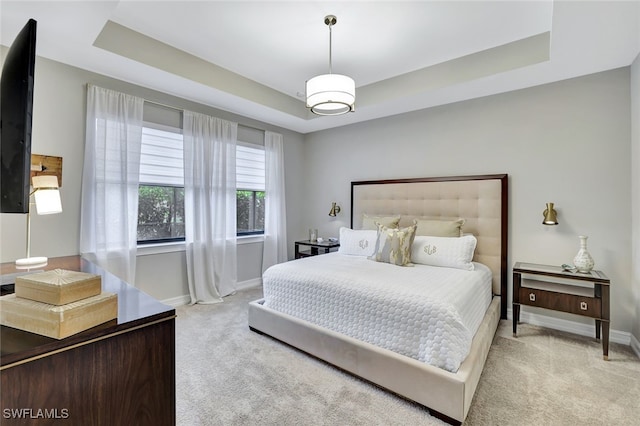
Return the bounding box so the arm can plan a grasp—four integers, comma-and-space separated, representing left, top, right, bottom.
306, 15, 355, 115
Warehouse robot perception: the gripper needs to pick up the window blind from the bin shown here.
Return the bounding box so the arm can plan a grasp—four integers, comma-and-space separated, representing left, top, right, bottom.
139, 126, 184, 186
140, 126, 264, 190
236, 143, 265, 191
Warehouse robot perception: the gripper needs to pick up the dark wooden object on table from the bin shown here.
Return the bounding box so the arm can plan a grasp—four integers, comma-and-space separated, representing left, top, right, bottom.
512, 261, 610, 360
1, 256, 176, 425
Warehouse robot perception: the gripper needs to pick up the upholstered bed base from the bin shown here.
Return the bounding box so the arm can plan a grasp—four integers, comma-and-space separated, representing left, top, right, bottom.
248, 296, 501, 424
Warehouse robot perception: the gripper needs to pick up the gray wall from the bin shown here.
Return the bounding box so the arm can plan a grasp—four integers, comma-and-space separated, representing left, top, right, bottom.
1, 48, 638, 343
0, 51, 306, 302
303, 69, 634, 336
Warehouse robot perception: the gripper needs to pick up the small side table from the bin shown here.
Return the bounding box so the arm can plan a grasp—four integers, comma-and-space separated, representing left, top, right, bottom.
294, 240, 340, 259
512, 262, 610, 360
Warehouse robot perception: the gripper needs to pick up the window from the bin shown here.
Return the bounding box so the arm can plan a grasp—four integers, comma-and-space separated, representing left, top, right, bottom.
136, 122, 265, 243
137, 125, 185, 244
236, 143, 265, 236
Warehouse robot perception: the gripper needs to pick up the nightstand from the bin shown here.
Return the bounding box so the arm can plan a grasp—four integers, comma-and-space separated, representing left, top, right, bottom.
512, 262, 610, 360
294, 240, 340, 259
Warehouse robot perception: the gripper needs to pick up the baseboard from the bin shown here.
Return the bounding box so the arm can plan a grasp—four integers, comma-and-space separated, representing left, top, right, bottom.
631, 333, 640, 358
162, 294, 191, 307
236, 277, 262, 291
161, 278, 262, 307
507, 307, 633, 347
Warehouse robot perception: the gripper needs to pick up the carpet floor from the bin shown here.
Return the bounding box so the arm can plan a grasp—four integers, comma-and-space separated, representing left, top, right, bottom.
175, 286, 640, 425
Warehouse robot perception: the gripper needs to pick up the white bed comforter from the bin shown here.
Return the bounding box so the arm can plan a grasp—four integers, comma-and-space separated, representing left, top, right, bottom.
262, 253, 492, 373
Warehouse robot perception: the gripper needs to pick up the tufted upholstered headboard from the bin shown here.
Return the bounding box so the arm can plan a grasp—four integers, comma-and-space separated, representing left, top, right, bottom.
351, 174, 508, 319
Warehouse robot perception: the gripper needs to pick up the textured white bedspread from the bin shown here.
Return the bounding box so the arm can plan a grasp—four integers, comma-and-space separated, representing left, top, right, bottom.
262, 253, 492, 372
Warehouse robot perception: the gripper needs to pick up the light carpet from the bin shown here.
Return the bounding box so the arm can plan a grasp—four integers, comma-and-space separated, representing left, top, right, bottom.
175, 286, 640, 425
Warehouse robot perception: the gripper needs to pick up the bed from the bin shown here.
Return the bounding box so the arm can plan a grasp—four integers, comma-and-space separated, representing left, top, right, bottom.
248, 174, 508, 424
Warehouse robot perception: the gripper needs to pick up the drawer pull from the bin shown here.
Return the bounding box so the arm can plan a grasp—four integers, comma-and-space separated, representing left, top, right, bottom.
580, 301, 588, 310
529, 293, 536, 302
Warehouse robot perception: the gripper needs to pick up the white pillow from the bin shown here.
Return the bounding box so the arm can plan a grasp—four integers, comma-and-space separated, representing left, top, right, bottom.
411, 235, 477, 271
338, 227, 378, 256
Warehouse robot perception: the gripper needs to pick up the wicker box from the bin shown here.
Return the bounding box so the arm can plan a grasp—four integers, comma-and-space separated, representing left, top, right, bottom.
15, 269, 101, 305
0, 292, 117, 339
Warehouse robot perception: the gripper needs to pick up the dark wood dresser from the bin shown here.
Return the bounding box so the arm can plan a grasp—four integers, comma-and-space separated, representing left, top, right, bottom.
1, 256, 176, 425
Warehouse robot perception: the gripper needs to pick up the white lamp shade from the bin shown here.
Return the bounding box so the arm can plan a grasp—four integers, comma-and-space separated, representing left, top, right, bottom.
34, 189, 62, 214
306, 74, 355, 115
32, 175, 62, 215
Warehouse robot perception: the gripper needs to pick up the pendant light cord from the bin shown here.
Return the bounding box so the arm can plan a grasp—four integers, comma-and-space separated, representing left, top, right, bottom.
328, 20, 333, 74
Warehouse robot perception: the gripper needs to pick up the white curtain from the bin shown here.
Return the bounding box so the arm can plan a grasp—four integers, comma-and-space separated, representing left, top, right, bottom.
183, 110, 238, 304
262, 131, 288, 273
80, 85, 143, 284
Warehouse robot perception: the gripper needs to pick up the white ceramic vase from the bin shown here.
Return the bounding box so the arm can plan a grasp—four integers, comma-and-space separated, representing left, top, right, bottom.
573, 235, 595, 273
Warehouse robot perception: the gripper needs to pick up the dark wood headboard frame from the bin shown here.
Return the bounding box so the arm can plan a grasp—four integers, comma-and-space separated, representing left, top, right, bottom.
351, 174, 509, 319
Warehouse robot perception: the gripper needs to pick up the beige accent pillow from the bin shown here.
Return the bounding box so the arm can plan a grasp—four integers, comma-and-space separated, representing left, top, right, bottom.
369, 222, 417, 266
415, 218, 465, 237
361, 214, 400, 230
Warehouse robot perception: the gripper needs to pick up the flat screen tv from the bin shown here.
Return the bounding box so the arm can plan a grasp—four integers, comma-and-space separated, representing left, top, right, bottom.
1, 19, 37, 213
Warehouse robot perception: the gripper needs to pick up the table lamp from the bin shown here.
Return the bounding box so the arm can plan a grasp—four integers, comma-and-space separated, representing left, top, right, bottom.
15, 175, 62, 268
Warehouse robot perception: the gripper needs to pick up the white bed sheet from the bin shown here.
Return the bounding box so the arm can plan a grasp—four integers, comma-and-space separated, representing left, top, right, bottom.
262, 253, 492, 372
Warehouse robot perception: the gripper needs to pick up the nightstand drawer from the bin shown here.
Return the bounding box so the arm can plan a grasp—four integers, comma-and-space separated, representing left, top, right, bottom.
519, 287, 601, 317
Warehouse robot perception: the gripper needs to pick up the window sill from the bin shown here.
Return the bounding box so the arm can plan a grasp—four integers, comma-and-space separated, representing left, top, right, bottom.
137, 242, 185, 256
237, 235, 264, 245
136, 236, 262, 255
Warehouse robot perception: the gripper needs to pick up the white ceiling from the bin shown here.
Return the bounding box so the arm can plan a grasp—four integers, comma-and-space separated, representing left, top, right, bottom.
1, 1, 639, 134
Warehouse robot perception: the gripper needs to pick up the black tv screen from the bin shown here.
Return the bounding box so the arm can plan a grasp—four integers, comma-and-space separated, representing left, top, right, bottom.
1, 19, 37, 213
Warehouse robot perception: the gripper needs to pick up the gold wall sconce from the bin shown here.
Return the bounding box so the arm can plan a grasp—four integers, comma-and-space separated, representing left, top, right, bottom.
542, 202, 558, 225
328, 202, 341, 217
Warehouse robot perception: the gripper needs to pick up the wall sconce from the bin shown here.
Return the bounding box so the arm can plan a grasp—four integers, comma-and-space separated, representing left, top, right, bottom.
542, 202, 558, 225
15, 175, 63, 268
328, 202, 341, 217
